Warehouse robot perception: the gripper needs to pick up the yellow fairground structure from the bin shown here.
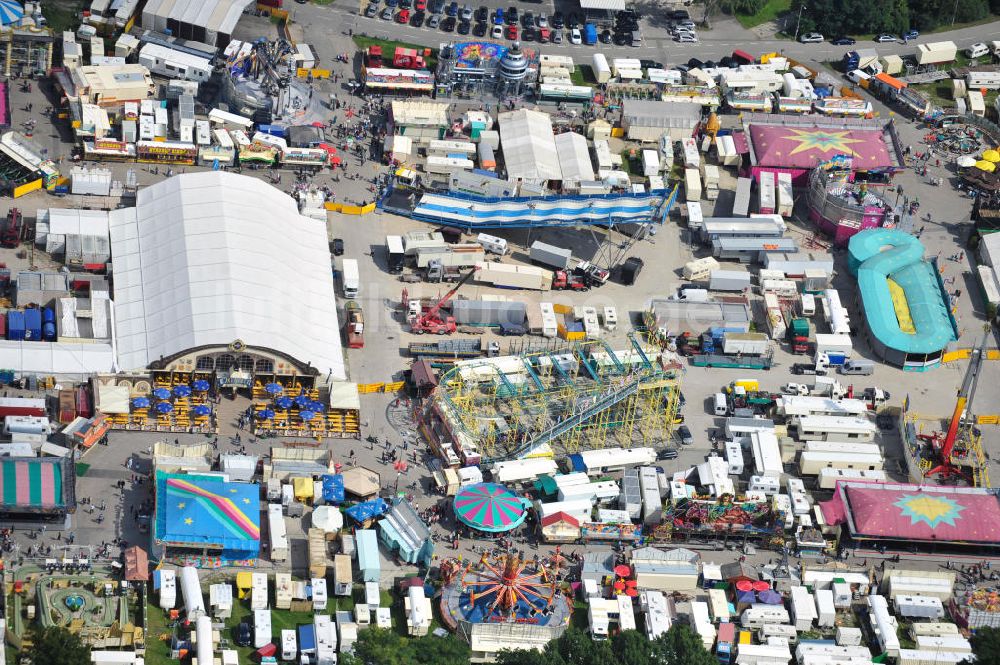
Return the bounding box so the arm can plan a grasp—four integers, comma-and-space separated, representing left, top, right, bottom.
420, 333, 682, 463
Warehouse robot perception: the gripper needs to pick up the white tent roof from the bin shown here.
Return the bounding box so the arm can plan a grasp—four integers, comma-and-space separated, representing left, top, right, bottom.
553, 132, 595, 183
142, 0, 251, 35
108, 172, 345, 378
498, 110, 561, 182
0, 340, 115, 376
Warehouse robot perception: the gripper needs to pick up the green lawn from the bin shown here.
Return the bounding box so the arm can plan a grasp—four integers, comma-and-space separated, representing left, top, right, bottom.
571, 65, 596, 87
42, 1, 81, 32
734, 0, 792, 29
352, 36, 438, 70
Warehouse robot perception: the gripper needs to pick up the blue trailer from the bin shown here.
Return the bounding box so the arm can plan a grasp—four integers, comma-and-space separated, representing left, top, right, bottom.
23, 308, 41, 341
6, 311, 24, 341
584, 23, 597, 45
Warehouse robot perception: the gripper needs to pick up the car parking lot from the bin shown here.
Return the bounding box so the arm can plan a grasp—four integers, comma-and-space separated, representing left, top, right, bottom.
358, 0, 677, 48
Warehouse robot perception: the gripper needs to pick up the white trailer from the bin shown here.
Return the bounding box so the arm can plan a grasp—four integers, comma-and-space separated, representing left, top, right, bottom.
817, 467, 887, 489
592, 53, 612, 83
758, 171, 775, 214
779, 396, 870, 418
759, 624, 798, 644
799, 451, 883, 475
180, 566, 205, 620
281, 629, 297, 660
685, 168, 702, 202
790, 586, 817, 630
251, 572, 268, 610
158, 569, 176, 610
776, 172, 793, 217
312, 578, 328, 611
815, 589, 836, 627
253, 609, 272, 648
793, 415, 877, 442
805, 441, 882, 456
741, 606, 789, 629
895, 595, 945, 619
914, 635, 971, 653
814, 333, 853, 357
573, 447, 656, 476
725, 441, 744, 475
733, 177, 752, 216
736, 643, 792, 665
910, 623, 960, 638
683, 257, 720, 280
492, 458, 559, 485
868, 595, 901, 657
267, 503, 288, 562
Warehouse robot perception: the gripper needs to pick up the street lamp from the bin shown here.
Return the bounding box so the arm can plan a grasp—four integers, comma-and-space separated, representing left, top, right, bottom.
793, 3, 806, 42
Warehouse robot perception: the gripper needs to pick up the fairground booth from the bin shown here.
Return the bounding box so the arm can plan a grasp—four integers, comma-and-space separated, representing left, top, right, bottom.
153, 472, 261, 568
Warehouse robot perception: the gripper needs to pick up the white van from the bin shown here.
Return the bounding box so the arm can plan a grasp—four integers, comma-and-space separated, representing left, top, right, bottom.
838, 358, 875, 376
847, 69, 871, 84
476, 233, 508, 256
714, 393, 729, 416
967, 42, 990, 58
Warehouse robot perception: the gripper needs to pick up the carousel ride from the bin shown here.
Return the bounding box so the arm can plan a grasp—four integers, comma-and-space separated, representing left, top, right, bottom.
440, 550, 573, 634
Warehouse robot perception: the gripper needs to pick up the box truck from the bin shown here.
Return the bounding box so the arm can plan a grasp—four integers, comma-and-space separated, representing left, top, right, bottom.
342, 259, 360, 298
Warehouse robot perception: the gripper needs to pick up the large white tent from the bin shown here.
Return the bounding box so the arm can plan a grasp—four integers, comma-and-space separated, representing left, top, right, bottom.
498, 109, 561, 183
108, 171, 345, 379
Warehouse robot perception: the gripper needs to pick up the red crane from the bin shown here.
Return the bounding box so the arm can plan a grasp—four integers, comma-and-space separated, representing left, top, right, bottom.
920, 331, 989, 480
405, 267, 478, 335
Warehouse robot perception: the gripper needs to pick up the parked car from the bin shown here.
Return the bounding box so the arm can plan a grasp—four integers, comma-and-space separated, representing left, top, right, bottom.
676, 425, 693, 445
460, 4, 472, 19
380, 7, 394, 19
536, 13, 548, 27
364, 3, 378, 17
656, 448, 679, 460
675, 32, 697, 42
428, 0, 443, 12
458, 19, 470, 33
902, 29, 919, 40
395, 9, 409, 23
506, 6, 518, 23
522, 26, 536, 40
235, 623, 252, 647
569, 27, 582, 44
473, 20, 486, 36
492, 7, 503, 23
491, 23, 503, 38
551, 11, 564, 27
442, 14, 456, 30
521, 10, 533, 27
506, 24, 518, 39
599, 29, 612, 43
414, 0, 426, 9
874, 33, 896, 42
474, 4, 487, 20
445, 0, 458, 15
427, 12, 440, 26
799, 32, 824, 43
831, 36, 855, 45
410, 10, 424, 25
552, 28, 563, 43
385, 0, 398, 7
640, 58, 664, 69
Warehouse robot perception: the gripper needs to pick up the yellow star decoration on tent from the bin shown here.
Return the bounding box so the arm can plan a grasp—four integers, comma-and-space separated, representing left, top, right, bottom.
785, 128, 863, 157
177, 502, 186, 509
243, 498, 251, 504
184, 517, 194, 525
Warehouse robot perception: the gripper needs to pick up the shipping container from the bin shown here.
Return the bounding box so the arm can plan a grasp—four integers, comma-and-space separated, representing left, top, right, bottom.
386, 235, 405, 273
529, 241, 573, 270
733, 177, 752, 217
776, 173, 793, 217
709, 270, 752, 292
722, 332, 770, 355
818, 467, 887, 489
0, 397, 46, 418
23, 308, 42, 341
58, 390, 76, 424
685, 168, 702, 202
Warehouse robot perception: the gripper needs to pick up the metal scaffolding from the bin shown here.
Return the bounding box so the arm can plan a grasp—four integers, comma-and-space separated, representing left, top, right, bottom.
424, 333, 681, 463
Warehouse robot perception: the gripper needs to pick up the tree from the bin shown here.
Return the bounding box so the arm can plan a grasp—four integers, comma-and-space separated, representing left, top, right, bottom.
343, 628, 470, 665
651, 624, 718, 665
613, 629, 654, 665
25, 626, 90, 665
406, 633, 471, 665
966, 626, 1000, 665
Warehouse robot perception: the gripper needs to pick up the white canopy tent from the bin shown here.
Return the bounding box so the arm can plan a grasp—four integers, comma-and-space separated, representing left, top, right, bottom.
108, 172, 345, 378
498, 110, 561, 183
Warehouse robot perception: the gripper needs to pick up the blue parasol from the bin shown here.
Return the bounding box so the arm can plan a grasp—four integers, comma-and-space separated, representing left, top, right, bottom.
293, 394, 311, 407
264, 383, 284, 395
0, 0, 23, 26
152, 388, 171, 400
275, 396, 293, 410
132, 397, 150, 408
308, 401, 325, 413
173, 385, 192, 398
155, 402, 174, 414
299, 410, 316, 421
192, 379, 211, 392
257, 409, 276, 420
192, 405, 212, 417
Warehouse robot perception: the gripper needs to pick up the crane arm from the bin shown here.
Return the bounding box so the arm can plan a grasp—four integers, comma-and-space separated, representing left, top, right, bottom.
941, 331, 990, 460
418, 267, 478, 324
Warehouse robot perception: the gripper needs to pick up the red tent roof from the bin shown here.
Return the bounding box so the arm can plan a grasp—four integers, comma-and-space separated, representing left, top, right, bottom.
749, 124, 893, 170
540, 511, 581, 528
124, 545, 149, 581
845, 484, 1000, 544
